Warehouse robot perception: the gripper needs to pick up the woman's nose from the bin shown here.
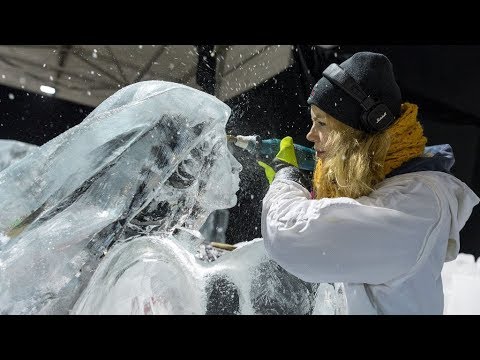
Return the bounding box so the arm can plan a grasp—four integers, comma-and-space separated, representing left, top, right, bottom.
306, 126, 316, 143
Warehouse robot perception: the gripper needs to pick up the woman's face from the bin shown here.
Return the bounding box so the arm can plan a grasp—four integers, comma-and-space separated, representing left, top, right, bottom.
306, 105, 333, 160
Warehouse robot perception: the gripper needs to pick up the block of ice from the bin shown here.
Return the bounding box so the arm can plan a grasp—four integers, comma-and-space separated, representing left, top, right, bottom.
442, 253, 480, 314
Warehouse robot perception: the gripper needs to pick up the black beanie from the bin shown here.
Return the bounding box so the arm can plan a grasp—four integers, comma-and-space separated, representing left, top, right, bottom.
307, 52, 402, 132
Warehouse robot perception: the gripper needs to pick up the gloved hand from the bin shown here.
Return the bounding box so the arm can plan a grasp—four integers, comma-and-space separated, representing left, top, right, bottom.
257, 136, 310, 189
257, 136, 298, 184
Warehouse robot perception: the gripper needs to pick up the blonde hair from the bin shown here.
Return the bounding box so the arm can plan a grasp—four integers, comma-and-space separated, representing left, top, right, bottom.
313, 102, 427, 199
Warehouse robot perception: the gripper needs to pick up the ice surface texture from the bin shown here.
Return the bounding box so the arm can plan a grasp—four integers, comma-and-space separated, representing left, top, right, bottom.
0, 139, 38, 173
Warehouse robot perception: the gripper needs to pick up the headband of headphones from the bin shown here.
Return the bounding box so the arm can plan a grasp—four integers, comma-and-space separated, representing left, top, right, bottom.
322, 63, 396, 133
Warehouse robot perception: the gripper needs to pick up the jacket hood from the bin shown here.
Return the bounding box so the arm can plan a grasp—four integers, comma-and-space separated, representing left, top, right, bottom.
387, 143, 455, 178
437, 172, 479, 262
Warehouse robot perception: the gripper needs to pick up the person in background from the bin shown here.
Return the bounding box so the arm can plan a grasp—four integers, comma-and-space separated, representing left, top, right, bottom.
260, 52, 480, 314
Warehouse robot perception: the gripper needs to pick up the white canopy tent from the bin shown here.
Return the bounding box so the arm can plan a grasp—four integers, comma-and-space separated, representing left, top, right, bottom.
0, 45, 294, 107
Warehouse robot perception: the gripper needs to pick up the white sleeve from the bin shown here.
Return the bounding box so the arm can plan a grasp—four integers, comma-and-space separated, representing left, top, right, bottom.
261, 178, 439, 285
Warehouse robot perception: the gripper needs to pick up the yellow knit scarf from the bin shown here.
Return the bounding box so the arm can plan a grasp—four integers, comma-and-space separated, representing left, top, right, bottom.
383, 102, 427, 176
312, 102, 427, 199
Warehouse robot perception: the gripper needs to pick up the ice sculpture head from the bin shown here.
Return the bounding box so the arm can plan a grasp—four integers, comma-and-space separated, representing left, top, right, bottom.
149, 117, 242, 232
120, 81, 242, 233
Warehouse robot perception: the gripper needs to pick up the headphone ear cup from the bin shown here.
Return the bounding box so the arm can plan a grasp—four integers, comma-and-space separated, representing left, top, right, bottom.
363, 103, 395, 133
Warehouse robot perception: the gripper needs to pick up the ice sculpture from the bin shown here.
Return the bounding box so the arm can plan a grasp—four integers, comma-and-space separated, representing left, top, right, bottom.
0, 139, 38, 172
0, 81, 240, 314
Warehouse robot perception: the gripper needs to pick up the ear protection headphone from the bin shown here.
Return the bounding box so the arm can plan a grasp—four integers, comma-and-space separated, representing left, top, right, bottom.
322, 63, 396, 133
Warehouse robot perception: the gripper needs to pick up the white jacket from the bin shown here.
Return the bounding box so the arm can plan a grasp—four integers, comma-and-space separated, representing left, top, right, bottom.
261, 171, 479, 314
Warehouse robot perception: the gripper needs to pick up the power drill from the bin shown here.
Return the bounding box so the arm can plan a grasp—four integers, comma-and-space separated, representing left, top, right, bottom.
227, 135, 316, 171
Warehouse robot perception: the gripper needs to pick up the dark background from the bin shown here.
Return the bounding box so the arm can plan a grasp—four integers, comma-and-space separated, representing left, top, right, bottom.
1, 45, 479, 257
